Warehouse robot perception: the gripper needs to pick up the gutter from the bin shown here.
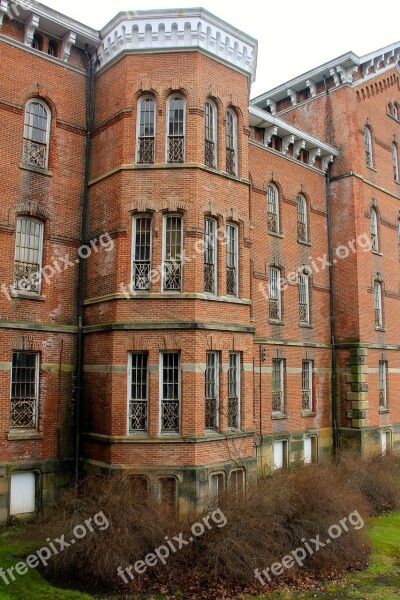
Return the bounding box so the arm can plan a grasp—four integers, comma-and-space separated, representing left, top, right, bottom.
75, 48, 95, 492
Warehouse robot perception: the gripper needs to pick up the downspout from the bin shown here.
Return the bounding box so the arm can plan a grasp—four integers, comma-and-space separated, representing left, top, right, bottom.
326, 167, 339, 458
75, 47, 95, 493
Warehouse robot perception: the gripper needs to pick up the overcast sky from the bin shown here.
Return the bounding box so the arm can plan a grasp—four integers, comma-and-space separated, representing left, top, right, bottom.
41, 0, 400, 98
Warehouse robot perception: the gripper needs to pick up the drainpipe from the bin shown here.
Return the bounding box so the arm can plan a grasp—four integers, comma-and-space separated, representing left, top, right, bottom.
325, 168, 339, 458
75, 47, 95, 493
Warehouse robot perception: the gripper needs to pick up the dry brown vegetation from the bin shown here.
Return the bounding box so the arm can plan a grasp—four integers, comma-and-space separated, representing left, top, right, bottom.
44, 452, 400, 597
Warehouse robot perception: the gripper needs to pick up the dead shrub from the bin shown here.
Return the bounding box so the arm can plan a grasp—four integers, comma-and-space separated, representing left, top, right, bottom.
336, 451, 400, 514
44, 462, 374, 593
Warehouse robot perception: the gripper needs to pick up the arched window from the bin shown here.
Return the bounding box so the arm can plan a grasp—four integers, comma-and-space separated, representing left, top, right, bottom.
267, 184, 279, 234
268, 267, 281, 321
297, 194, 308, 242
22, 100, 51, 170
370, 207, 378, 252
226, 223, 238, 297
365, 126, 373, 167
205, 100, 217, 168
32, 34, 42, 51
374, 280, 383, 328
14, 217, 44, 295
298, 273, 310, 324
392, 143, 399, 181
394, 103, 399, 120
137, 96, 156, 164
226, 109, 237, 176
204, 217, 217, 294
167, 95, 185, 163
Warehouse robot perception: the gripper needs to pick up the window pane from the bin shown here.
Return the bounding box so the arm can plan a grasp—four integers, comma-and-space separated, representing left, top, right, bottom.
226, 224, 238, 296
272, 359, 284, 412
297, 195, 307, 241
10, 352, 38, 429
14, 218, 42, 294
228, 353, 240, 428
204, 218, 216, 293
269, 267, 281, 320
161, 353, 180, 432
267, 185, 279, 233
129, 353, 148, 432
205, 351, 219, 430
132, 217, 151, 290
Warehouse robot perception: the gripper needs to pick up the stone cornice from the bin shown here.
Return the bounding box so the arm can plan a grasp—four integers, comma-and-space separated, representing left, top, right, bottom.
97, 8, 257, 81
249, 105, 337, 172
251, 42, 400, 111
6, 0, 99, 51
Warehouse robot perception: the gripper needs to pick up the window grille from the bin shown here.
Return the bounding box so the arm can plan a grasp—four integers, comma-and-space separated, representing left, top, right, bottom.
132, 216, 152, 290
228, 353, 240, 428
163, 216, 182, 291
129, 353, 148, 432
10, 352, 38, 429
137, 98, 155, 164
161, 353, 180, 433
205, 351, 219, 430
167, 96, 185, 163
267, 184, 279, 233
14, 218, 43, 294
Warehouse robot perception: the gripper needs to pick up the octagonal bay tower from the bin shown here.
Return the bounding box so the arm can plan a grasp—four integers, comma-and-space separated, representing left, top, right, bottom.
82, 10, 258, 512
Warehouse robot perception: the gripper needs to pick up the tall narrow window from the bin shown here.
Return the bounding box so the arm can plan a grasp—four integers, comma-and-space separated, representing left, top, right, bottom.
160, 352, 180, 433
379, 360, 388, 408
394, 103, 399, 121
210, 473, 225, 506
297, 195, 308, 242
273, 440, 287, 470
205, 351, 219, 430
204, 218, 217, 294
267, 184, 279, 234
269, 267, 281, 320
392, 143, 399, 181
229, 470, 245, 504
128, 353, 148, 433
226, 224, 238, 297
365, 126, 373, 167
163, 215, 182, 291
370, 208, 378, 252
302, 360, 313, 412
132, 216, 152, 290
14, 218, 43, 295
167, 95, 185, 163
10, 352, 39, 429
22, 100, 51, 170
226, 109, 237, 175
272, 358, 284, 413
228, 352, 240, 429
374, 280, 383, 327
158, 477, 177, 513
48, 41, 57, 57
205, 100, 217, 168
298, 273, 310, 324
137, 97, 155, 164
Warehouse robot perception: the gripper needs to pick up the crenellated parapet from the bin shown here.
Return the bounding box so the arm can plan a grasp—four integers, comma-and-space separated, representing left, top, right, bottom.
97, 8, 258, 81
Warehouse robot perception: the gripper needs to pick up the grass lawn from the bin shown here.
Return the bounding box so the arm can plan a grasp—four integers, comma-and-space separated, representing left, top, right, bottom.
0, 512, 399, 600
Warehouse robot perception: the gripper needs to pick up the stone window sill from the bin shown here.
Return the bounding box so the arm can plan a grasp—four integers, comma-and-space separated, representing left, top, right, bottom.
366, 165, 378, 173
269, 319, 285, 326
299, 322, 313, 329
19, 163, 52, 177
371, 250, 383, 257
11, 291, 46, 301
7, 431, 44, 441
268, 231, 284, 239
302, 411, 317, 417
375, 326, 386, 332
298, 239, 312, 246
379, 407, 391, 414
272, 412, 288, 420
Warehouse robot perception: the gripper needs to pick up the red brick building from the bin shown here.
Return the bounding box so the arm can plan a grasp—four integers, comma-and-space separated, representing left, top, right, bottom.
0, 1, 398, 519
